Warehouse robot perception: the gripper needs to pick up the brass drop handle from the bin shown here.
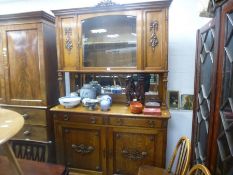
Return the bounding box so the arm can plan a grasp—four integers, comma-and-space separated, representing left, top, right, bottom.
90, 117, 96, 124
23, 130, 31, 136
122, 149, 147, 160
148, 120, 155, 128
22, 113, 30, 120
63, 114, 69, 121
116, 119, 123, 125
71, 144, 94, 154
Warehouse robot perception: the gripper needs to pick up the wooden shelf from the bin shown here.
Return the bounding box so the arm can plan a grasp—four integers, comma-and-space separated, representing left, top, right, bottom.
58, 69, 169, 73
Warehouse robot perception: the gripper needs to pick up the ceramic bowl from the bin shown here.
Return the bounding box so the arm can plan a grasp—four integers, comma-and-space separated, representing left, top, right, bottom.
59, 96, 81, 108
82, 98, 99, 110
130, 101, 143, 114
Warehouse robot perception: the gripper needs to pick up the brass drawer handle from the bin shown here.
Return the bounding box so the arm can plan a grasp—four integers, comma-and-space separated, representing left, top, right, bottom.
23, 130, 31, 136
22, 113, 30, 120
148, 120, 155, 128
116, 118, 124, 125
63, 114, 69, 121
122, 149, 147, 160
90, 117, 96, 124
71, 144, 94, 154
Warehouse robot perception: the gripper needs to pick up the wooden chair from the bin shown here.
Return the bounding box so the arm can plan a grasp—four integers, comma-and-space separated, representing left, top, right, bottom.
10, 139, 69, 175
138, 136, 191, 175
10, 139, 52, 162
188, 164, 211, 175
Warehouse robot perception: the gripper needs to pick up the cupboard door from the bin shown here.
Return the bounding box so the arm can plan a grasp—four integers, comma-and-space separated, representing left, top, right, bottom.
56, 16, 78, 70
214, 1, 233, 174
143, 9, 168, 71
55, 122, 105, 173
2, 24, 46, 106
191, 19, 217, 166
108, 128, 166, 175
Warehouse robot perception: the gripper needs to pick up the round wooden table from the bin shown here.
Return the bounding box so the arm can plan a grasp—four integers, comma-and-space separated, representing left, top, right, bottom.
0, 109, 24, 175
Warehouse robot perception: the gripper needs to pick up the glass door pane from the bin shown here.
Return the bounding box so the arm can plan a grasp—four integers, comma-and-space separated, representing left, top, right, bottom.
81, 15, 137, 68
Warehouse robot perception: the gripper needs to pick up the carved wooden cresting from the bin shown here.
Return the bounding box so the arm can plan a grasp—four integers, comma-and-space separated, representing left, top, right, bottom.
96, 0, 117, 7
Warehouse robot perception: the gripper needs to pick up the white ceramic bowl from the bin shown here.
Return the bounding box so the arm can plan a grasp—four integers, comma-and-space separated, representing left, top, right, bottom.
59, 96, 81, 108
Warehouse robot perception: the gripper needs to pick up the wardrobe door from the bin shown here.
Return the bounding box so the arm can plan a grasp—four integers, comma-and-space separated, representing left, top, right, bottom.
191, 19, 218, 166
2, 24, 46, 106
215, 1, 233, 174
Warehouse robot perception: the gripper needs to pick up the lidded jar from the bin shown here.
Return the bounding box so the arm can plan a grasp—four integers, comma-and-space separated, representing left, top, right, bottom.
80, 84, 96, 99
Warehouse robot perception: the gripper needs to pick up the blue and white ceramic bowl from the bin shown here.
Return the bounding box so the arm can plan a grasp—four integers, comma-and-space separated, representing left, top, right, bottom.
59, 96, 81, 108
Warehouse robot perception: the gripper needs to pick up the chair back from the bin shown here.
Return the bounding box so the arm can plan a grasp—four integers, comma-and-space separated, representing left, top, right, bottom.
188, 164, 211, 175
167, 136, 191, 175
10, 139, 52, 162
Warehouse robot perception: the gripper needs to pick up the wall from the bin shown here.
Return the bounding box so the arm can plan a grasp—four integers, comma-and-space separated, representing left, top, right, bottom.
0, 0, 210, 167
166, 0, 210, 167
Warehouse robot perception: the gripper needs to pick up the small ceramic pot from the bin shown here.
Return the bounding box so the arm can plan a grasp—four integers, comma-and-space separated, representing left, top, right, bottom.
100, 99, 111, 111
80, 84, 96, 99
130, 101, 143, 114
100, 95, 112, 105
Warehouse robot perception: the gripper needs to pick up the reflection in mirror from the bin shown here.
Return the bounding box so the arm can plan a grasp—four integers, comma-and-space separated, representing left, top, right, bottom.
75, 73, 159, 96
82, 15, 137, 67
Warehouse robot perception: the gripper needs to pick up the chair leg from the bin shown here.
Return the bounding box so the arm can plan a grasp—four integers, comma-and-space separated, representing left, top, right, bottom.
1, 142, 24, 175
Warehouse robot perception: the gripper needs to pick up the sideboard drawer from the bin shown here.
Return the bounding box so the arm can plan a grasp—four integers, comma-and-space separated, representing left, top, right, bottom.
12, 125, 48, 141
2, 107, 47, 126
109, 116, 164, 128
53, 112, 103, 125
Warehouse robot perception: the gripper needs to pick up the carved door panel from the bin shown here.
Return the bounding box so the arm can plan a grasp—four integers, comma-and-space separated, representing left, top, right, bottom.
57, 16, 78, 70
57, 123, 105, 173
2, 24, 46, 106
215, 1, 233, 174
143, 8, 168, 71
191, 19, 217, 166
108, 127, 165, 175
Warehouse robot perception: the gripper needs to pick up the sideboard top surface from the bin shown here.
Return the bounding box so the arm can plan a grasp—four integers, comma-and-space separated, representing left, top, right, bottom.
50, 103, 170, 119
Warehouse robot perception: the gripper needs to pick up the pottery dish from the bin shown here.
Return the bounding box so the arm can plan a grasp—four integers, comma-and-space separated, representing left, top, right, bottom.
59, 96, 81, 108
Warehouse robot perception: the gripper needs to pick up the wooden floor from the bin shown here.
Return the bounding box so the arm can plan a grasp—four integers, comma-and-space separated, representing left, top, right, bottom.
0, 155, 67, 175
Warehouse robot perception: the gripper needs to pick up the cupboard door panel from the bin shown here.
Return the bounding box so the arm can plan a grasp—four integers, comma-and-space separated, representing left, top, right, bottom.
3, 24, 46, 106
57, 124, 104, 172
109, 128, 166, 175
144, 9, 167, 71
57, 16, 78, 70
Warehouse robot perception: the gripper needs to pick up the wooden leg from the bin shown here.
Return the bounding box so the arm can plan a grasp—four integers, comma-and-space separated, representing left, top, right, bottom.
1, 142, 24, 175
